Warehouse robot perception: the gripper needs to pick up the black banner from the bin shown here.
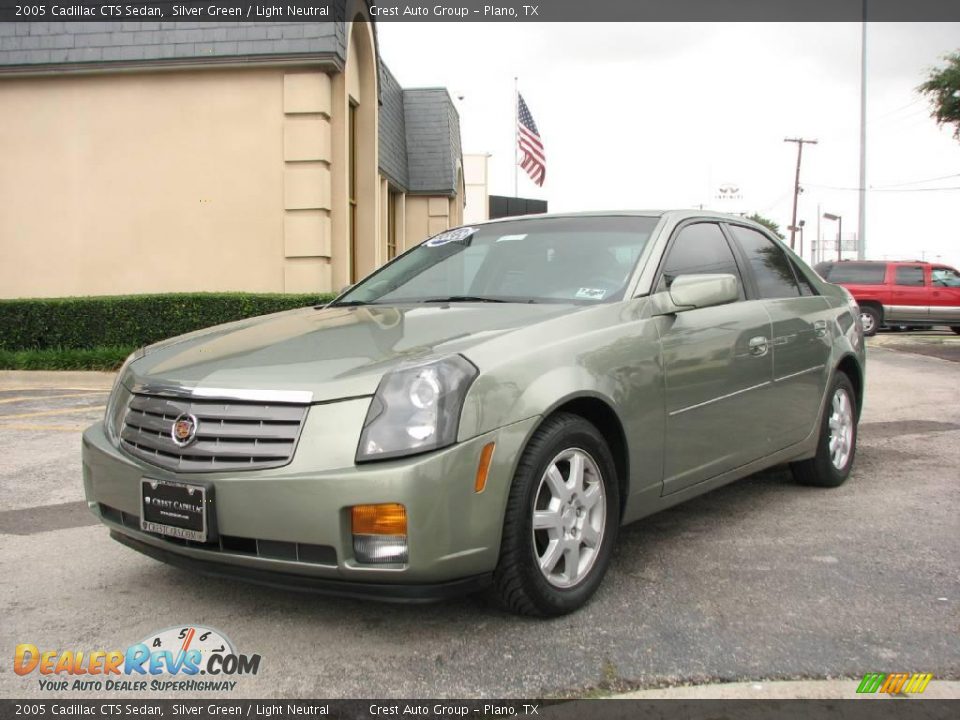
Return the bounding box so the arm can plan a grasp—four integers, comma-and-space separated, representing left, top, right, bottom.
1, 0, 960, 23
1, 700, 959, 720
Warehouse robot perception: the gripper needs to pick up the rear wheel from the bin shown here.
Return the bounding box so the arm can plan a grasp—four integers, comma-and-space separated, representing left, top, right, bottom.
791, 372, 858, 488
858, 306, 880, 337
492, 413, 620, 617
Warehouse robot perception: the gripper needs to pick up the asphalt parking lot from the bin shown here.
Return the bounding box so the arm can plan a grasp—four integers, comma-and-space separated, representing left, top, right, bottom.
1, 337, 958, 699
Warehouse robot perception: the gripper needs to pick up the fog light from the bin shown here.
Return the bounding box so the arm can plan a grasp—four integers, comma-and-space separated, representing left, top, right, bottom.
353, 534, 408, 564
351, 504, 408, 564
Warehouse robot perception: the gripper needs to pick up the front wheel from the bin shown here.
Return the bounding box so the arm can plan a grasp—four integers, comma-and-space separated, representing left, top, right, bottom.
951, 326, 960, 335
492, 413, 620, 617
791, 372, 858, 488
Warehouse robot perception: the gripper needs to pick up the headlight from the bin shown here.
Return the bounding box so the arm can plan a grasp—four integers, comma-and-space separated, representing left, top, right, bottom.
356, 355, 478, 462
103, 349, 142, 445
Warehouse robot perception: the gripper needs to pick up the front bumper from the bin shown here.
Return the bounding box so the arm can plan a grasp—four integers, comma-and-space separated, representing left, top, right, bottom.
82, 397, 538, 594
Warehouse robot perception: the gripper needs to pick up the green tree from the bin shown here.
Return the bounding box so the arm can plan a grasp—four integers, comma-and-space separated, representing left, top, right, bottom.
918, 51, 960, 140
745, 213, 785, 240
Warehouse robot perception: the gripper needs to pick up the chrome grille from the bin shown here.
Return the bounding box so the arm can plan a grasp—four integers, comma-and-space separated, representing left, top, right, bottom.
120, 393, 308, 473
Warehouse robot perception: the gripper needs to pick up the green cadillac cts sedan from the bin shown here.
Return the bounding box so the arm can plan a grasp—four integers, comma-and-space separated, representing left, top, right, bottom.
83, 210, 865, 616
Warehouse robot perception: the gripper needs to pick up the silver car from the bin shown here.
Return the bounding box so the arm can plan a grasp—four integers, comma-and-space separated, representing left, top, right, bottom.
83, 211, 865, 615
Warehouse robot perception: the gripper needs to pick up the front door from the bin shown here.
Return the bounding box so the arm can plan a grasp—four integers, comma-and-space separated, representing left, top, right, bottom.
653, 222, 774, 496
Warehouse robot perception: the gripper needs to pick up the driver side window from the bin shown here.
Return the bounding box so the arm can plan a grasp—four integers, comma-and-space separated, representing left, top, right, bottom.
659, 222, 745, 300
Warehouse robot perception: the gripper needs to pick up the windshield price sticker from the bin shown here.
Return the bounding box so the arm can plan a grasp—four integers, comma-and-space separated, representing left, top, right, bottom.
424, 227, 477, 247
575, 287, 607, 300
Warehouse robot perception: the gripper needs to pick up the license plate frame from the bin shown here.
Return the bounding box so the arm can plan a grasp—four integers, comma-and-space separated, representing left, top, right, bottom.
140, 478, 215, 543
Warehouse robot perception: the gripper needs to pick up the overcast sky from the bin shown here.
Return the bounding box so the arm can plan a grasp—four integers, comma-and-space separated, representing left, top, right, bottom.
378, 22, 960, 268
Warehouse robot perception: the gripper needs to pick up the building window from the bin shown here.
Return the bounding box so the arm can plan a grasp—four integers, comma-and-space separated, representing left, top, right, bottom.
386, 189, 400, 260
349, 101, 358, 283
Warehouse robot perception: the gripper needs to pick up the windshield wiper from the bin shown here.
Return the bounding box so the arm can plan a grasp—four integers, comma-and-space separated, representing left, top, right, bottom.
421, 295, 510, 304
323, 300, 382, 308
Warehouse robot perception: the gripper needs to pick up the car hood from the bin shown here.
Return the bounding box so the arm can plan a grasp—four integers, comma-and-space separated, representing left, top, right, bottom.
125, 303, 580, 403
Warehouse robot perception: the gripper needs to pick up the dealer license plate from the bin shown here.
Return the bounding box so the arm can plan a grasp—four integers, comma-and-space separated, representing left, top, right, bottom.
140, 479, 211, 543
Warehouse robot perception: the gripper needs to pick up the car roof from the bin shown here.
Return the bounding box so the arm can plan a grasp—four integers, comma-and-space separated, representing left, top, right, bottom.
469, 209, 767, 227
818, 260, 938, 266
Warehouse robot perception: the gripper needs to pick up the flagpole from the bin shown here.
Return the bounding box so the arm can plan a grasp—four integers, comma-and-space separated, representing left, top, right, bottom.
514, 76, 518, 198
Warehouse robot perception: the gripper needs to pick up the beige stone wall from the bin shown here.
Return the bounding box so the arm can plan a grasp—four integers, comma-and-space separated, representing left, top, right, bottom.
0, 15, 458, 299
0, 68, 299, 299
463, 153, 490, 226
0, 67, 345, 299
404, 195, 457, 250
281, 71, 334, 293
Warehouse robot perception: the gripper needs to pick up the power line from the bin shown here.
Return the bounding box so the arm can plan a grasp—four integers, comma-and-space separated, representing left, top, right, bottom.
872, 172, 960, 189
804, 182, 960, 193
868, 97, 924, 121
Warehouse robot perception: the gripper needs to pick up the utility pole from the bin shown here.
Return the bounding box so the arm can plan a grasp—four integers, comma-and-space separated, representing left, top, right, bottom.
784, 137, 818, 250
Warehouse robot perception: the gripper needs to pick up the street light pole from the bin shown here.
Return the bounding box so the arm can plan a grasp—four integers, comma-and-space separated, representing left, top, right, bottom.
785, 137, 818, 250
857, 2, 868, 260
823, 212, 842, 262
838, 215, 843, 262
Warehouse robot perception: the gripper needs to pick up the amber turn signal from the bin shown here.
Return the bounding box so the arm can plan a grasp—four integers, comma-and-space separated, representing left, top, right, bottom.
351, 503, 407, 536
474, 442, 496, 493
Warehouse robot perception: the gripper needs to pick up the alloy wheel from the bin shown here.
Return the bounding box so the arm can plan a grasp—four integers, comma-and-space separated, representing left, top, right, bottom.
531, 448, 606, 588
828, 388, 854, 470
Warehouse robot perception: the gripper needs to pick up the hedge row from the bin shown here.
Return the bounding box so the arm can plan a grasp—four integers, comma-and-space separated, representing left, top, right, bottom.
0, 293, 336, 351
0, 347, 136, 371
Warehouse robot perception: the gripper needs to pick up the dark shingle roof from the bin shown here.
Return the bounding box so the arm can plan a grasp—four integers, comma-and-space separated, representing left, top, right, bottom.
403, 88, 462, 196
378, 63, 409, 189
0, 21, 342, 69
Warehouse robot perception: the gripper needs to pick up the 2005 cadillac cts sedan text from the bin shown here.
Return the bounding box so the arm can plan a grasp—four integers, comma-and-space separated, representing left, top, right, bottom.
83, 211, 865, 616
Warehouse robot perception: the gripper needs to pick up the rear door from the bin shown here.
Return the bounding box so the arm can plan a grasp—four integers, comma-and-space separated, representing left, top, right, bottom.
930, 266, 960, 324
725, 224, 833, 450
653, 221, 774, 496
886, 264, 929, 323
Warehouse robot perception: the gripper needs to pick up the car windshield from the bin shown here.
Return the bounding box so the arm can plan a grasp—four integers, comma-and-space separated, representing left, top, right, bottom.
334, 216, 658, 306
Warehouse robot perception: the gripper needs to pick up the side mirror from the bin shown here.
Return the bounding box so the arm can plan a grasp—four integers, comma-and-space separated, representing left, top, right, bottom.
651, 274, 739, 316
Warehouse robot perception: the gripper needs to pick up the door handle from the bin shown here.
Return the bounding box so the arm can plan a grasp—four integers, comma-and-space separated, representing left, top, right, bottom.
813, 320, 828, 338
748, 336, 769, 357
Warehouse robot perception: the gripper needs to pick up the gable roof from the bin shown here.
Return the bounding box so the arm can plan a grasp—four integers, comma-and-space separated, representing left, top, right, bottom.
402, 87, 462, 196
378, 63, 409, 190
0, 21, 344, 71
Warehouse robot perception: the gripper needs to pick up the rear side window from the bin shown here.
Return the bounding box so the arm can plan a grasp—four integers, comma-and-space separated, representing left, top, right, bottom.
728, 225, 800, 299
660, 222, 745, 299
894, 266, 925, 287
825, 263, 886, 284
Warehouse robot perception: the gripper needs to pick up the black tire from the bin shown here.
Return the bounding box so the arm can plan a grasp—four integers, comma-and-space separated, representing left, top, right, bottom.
859, 305, 881, 337
791, 372, 858, 488
951, 326, 960, 335
492, 413, 620, 617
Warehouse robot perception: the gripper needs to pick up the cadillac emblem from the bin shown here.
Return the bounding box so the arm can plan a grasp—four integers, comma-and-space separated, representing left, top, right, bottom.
171, 413, 199, 447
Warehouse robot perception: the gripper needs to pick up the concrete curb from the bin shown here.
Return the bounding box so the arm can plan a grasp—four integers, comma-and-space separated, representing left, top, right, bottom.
613, 679, 960, 699
0, 370, 115, 390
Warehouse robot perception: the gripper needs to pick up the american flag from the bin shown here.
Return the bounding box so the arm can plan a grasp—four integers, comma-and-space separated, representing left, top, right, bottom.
517, 94, 546, 187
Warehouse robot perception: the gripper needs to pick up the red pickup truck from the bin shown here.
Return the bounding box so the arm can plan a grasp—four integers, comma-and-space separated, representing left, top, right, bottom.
814, 260, 960, 337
